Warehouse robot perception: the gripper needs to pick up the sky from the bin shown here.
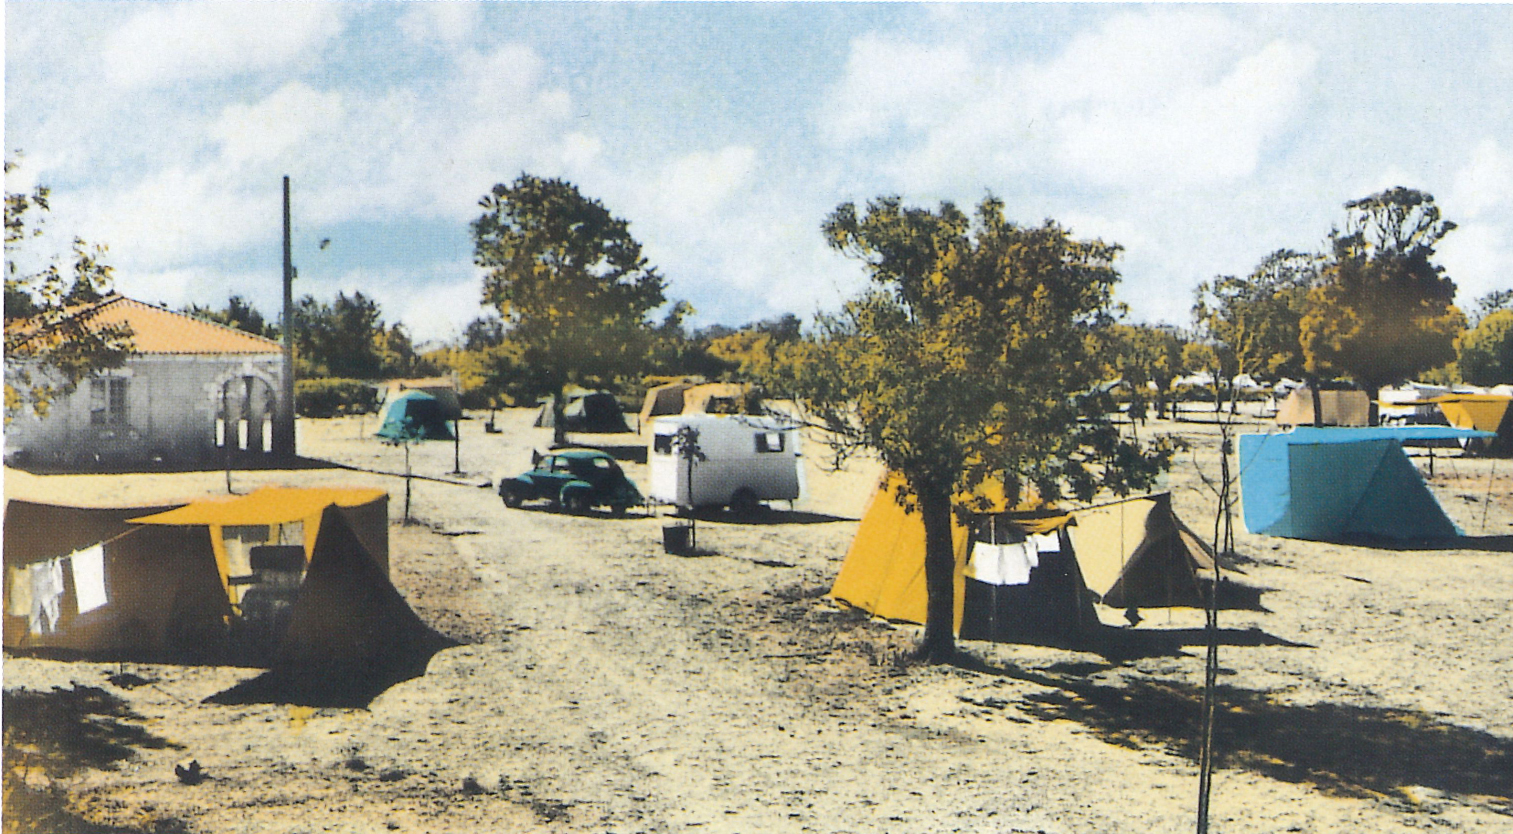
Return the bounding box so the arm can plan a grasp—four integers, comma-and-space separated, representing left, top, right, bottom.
6, 2, 1512, 345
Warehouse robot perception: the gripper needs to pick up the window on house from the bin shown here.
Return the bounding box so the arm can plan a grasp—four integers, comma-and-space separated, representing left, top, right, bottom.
90, 378, 128, 426
755, 432, 785, 453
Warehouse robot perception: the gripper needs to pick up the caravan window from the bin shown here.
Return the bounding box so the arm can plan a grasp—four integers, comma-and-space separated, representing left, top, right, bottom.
653, 434, 674, 455
755, 432, 785, 453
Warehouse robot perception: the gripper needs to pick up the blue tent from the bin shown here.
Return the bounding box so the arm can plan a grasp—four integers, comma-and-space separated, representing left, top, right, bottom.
1238, 427, 1493, 541
376, 390, 454, 441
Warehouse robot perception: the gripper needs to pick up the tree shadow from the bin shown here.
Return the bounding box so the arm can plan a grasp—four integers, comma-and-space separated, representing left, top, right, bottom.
2, 685, 181, 776
959, 623, 1308, 662
955, 658, 1513, 810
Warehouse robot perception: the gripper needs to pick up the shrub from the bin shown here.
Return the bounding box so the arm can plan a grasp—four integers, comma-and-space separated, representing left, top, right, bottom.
296, 378, 379, 417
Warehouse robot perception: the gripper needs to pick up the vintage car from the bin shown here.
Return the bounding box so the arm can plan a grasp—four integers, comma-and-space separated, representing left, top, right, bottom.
498, 448, 643, 514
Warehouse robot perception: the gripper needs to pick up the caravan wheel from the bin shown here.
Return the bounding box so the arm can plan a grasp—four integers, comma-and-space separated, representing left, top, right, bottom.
729, 488, 761, 517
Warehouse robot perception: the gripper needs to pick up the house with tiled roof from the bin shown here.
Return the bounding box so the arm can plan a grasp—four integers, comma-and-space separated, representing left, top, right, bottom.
6, 295, 289, 469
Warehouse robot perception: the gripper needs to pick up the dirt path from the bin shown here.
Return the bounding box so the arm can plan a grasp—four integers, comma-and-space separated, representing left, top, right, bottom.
5, 408, 1513, 833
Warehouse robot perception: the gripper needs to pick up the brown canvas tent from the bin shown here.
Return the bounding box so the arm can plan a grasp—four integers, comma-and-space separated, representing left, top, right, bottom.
3, 500, 230, 656
639, 381, 696, 429
1275, 387, 1370, 427
681, 382, 757, 417
830, 475, 1229, 641
3, 486, 424, 681
1067, 493, 1220, 609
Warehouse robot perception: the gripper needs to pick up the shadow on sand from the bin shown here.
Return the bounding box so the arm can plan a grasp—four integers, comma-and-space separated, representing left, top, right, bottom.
206, 629, 457, 709
679, 506, 854, 525
955, 654, 1513, 809
1343, 534, 1513, 553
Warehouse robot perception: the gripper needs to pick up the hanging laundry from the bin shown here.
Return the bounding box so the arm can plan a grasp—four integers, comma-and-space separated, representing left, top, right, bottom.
30, 557, 66, 634
8, 565, 34, 617
1030, 532, 1061, 555
967, 540, 1038, 586
72, 544, 108, 614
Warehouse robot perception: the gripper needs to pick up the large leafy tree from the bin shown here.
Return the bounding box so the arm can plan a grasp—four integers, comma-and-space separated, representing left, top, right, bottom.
472, 175, 666, 442
290, 290, 430, 380
767, 196, 1172, 662
4, 159, 133, 420
1300, 188, 1466, 412
1458, 309, 1513, 386
1193, 249, 1318, 382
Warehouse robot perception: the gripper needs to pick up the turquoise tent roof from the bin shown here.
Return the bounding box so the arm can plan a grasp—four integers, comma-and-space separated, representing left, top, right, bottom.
1238, 428, 1489, 541
376, 390, 454, 441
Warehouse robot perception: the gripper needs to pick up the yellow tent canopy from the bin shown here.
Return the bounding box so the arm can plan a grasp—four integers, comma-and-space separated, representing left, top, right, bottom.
1425, 394, 1512, 454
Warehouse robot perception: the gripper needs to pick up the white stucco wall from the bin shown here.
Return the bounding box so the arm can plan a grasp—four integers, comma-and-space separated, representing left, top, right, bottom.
5, 353, 284, 468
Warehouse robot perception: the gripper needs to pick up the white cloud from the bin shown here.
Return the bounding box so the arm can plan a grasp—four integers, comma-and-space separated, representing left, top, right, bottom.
397, 3, 481, 46
327, 262, 483, 344
650, 146, 758, 223
825, 9, 1317, 194
101, 3, 346, 88
822, 34, 978, 146
1449, 140, 1513, 219
211, 83, 347, 166
63, 168, 278, 271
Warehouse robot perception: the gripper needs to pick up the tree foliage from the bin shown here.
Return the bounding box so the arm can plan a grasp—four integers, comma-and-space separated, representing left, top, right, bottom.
289, 291, 432, 381
181, 295, 277, 339
472, 174, 666, 441
765, 196, 1173, 661
1458, 309, 1513, 386
1193, 249, 1318, 381
1105, 323, 1185, 420
4, 159, 133, 420
1300, 188, 1465, 398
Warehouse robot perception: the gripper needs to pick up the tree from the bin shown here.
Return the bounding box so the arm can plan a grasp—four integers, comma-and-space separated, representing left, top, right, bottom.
1471, 289, 1513, 327
1192, 249, 1318, 382
1300, 188, 1466, 416
1180, 340, 1228, 413
472, 175, 666, 442
1106, 323, 1185, 420
4, 159, 133, 420
1458, 309, 1513, 386
182, 294, 277, 339
765, 196, 1172, 662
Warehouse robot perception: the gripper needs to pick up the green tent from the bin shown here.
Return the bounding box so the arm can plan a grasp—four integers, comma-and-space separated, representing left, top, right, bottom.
376, 390, 454, 441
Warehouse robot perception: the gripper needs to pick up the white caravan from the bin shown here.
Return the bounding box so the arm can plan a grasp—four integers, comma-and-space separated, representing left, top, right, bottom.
648, 414, 802, 513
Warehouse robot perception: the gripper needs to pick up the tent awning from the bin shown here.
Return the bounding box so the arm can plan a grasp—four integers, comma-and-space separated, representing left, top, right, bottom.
130, 487, 388, 527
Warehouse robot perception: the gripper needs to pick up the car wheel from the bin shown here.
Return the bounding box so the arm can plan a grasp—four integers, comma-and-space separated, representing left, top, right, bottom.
729, 488, 760, 517
501, 486, 524, 508
609, 503, 628, 517
563, 491, 591, 515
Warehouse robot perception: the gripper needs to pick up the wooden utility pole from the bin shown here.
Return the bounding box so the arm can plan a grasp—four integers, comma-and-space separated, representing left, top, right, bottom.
273, 176, 298, 460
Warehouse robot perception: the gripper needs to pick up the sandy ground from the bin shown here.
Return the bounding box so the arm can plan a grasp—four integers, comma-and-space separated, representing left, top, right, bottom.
4, 406, 1512, 833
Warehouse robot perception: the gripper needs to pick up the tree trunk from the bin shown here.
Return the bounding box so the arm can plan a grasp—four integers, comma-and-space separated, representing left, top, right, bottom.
1306, 374, 1324, 428
552, 391, 568, 446
917, 483, 957, 664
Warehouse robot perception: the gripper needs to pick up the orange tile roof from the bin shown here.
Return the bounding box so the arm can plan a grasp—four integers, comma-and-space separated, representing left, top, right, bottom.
15, 295, 282, 356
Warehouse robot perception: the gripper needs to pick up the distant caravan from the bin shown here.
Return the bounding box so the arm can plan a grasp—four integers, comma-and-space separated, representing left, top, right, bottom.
647, 414, 802, 514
